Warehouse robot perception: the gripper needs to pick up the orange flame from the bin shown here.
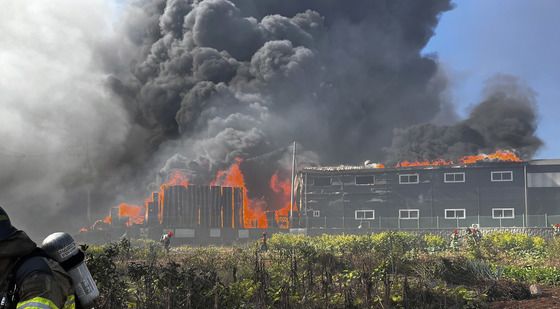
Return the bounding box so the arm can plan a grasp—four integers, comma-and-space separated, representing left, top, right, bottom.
459, 150, 521, 164
117, 203, 144, 226
269, 171, 296, 228
395, 150, 521, 168
211, 158, 267, 228
91, 203, 144, 229
158, 169, 190, 223
164, 169, 190, 187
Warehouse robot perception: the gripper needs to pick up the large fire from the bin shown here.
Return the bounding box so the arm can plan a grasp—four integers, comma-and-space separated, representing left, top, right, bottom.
459, 150, 522, 164
98, 202, 144, 228
117, 203, 144, 226
209, 159, 296, 229
156, 169, 191, 223
84, 150, 522, 232
211, 158, 267, 228
396, 150, 521, 168
269, 171, 297, 228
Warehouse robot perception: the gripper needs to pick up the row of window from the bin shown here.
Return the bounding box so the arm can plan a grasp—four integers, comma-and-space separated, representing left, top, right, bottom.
311, 208, 516, 220
399, 171, 513, 184
310, 171, 514, 186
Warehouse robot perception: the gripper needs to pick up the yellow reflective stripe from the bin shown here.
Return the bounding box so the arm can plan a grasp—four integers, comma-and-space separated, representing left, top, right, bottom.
62, 295, 75, 309
16, 297, 59, 309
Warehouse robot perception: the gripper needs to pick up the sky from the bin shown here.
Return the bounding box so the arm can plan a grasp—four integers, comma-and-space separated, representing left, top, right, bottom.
105, 0, 560, 159
423, 0, 560, 159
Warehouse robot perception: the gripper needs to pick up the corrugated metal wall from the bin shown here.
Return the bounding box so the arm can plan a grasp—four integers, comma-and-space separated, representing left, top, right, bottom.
155, 185, 244, 229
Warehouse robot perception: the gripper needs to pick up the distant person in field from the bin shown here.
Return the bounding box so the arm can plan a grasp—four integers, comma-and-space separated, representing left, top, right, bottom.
466, 226, 482, 244
0, 206, 76, 309
450, 229, 460, 251
160, 231, 173, 252
260, 232, 268, 252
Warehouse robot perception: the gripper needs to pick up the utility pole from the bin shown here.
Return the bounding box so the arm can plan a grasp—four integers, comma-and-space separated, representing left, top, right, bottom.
290, 141, 297, 228
84, 141, 93, 224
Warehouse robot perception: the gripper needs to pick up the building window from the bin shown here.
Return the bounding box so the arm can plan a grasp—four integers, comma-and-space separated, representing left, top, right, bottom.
491, 171, 513, 182
313, 177, 332, 186
444, 172, 465, 183
445, 209, 466, 219
312, 210, 320, 217
355, 210, 375, 220
356, 175, 375, 185
492, 208, 515, 219
399, 209, 419, 219
306, 177, 314, 186
399, 173, 419, 184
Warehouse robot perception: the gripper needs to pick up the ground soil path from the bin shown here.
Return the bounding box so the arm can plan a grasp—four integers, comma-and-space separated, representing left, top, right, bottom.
491, 287, 560, 309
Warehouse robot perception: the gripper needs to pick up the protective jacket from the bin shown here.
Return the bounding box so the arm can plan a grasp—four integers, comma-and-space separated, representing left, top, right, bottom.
0, 231, 75, 309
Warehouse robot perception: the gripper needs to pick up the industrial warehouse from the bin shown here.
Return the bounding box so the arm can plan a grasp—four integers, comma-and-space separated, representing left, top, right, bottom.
296, 157, 560, 230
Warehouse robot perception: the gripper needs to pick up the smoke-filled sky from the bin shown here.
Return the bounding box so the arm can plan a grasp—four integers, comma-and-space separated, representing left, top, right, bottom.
424, 0, 560, 159
1, 0, 557, 238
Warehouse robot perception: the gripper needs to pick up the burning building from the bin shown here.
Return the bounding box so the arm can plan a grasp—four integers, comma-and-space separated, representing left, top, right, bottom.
88, 150, 560, 244
152, 185, 244, 229
296, 152, 560, 230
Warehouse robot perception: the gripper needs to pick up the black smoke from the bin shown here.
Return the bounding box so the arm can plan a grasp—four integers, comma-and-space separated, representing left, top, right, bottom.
387, 75, 542, 162
107, 0, 453, 173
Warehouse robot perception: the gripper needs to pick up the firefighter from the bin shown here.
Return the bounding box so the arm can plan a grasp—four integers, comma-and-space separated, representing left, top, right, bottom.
160, 231, 173, 252
553, 224, 560, 237
450, 229, 460, 251
0, 206, 75, 309
260, 232, 268, 252
466, 226, 482, 244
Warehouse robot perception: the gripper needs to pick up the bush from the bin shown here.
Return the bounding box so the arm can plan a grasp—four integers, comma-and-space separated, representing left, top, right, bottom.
481, 232, 546, 259
502, 265, 560, 286
423, 234, 447, 252
84, 232, 546, 308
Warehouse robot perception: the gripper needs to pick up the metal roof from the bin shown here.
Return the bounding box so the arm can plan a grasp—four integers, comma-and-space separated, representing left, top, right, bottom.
528, 159, 560, 166
301, 161, 529, 174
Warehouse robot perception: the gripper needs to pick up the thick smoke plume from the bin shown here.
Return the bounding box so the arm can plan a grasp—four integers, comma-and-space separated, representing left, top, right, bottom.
0, 0, 144, 238
387, 75, 542, 162
1, 0, 543, 237
107, 0, 455, 178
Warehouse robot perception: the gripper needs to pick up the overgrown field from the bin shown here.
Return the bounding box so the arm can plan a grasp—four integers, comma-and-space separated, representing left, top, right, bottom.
86, 231, 560, 308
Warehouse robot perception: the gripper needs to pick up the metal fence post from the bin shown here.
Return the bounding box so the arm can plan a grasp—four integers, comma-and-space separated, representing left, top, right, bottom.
436, 216, 439, 229
546, 213, 548, 227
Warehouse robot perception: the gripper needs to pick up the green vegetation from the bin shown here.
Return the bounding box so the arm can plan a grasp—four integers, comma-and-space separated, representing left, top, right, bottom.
85, 231, 560, 308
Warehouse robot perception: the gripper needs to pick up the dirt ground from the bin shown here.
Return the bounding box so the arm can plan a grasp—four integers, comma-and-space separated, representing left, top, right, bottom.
491, 287, 560, 309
